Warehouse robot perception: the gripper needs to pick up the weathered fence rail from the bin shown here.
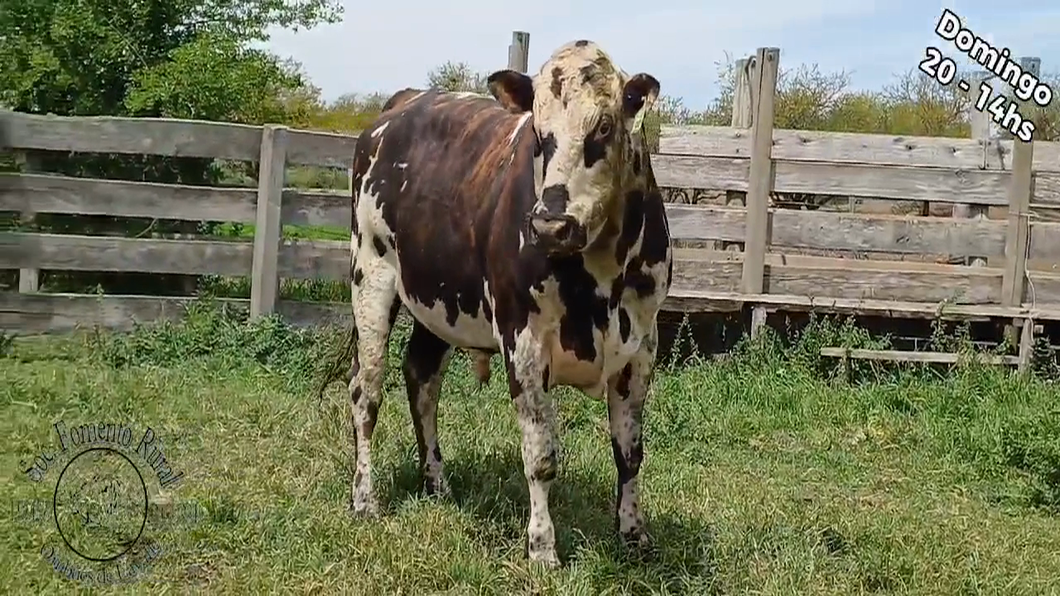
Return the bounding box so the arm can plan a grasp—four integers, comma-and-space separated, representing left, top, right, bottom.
3, 43, 1060, 366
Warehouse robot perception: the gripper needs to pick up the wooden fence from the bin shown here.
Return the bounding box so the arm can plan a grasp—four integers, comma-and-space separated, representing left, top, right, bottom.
2, 39, 1060, 366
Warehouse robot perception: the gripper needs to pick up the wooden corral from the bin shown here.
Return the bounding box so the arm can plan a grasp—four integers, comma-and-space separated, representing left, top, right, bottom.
2, 41, 1060, 368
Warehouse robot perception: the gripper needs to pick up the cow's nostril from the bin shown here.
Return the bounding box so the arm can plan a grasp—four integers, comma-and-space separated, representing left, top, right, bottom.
530, 217, 566, 239
554, 221, 570, 241
529, 214, 582, 253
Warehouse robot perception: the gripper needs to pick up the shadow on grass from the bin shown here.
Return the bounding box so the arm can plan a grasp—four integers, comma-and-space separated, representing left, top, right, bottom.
377, 447, 719, 590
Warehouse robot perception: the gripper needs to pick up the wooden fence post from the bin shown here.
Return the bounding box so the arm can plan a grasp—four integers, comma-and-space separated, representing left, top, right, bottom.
998, 57, 1041, 143
955, 57, 1040, 268
17, 151, 40, 293
508, 31, 530, 73
723, 57, 753, 252
1000, 58, 1039, 360
953, 70, 992, 266
18, 212, 38, 293
250, 124, 289, 320
1001, 137, 1033, 310
741, 47, 780, 338
1018, 316, 1036, 373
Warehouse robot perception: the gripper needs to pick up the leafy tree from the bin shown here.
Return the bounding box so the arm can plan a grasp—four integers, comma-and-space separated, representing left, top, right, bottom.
774, 64, 853, 130
0, 0, 342, 294
878, 68, 968, 137
427, 62, 490, 94
0, 0, 341, 118
286, 92, 394, 189
1017, 72, 1060, 143
308, 92, 392, 133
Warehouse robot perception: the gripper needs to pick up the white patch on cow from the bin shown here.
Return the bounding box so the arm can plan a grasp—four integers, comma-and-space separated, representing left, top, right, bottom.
597, 232, 651, 382
370, 121, 390, 138
508, 324, 560, 566
356, 153, 397, 259
397, 287, 495, 350
605, 327, 653, 546
396, 162, 407, 170
347, 143, 402, 515
400, 180, 408, 193
483, 280, 500, 339
507, 112, 532, 146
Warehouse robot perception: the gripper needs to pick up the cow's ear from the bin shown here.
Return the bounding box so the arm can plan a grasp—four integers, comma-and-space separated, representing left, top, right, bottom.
621, 73, 660, 133
487, 69, 534, 113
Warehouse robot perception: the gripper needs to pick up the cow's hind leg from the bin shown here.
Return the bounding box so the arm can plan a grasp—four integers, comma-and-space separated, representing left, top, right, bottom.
403, 321, 453, 496
348, 240, 400, 517
504, 328, 560, 567
606, 324, 658, 553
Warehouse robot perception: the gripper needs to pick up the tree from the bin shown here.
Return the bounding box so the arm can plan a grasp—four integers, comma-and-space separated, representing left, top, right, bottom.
309, 92, 392, 133
0, 0, 341, 119
878, 68, 968, 138
1017, 72, 1060, 142
426, 62, 489, 94
0, 0, 343, 294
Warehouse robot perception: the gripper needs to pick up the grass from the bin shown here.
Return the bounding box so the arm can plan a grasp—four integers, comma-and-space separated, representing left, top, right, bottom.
3, 302, 1060, 594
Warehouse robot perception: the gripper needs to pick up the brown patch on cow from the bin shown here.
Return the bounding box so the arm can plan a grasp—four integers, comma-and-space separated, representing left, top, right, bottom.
459, 108, 531, 200
550, 66, 563, 99
579, 55, 618, 98
575, 39, 590, 47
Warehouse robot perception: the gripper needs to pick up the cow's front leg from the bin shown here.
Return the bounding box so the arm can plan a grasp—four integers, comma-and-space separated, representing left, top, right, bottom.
504, 330, 560, 567
606, 325, 657, 552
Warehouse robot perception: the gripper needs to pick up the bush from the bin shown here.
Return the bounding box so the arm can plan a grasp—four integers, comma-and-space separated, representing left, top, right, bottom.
87, 297, 345, 393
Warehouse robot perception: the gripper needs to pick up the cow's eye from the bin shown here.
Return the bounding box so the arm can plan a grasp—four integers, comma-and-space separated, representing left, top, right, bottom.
597, 115, 613, 138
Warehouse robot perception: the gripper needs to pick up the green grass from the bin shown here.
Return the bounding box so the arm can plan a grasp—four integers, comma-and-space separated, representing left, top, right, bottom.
3, 303, 1060, 594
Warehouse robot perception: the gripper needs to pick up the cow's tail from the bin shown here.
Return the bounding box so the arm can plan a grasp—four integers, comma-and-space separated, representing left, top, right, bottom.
314, 321, 358, 406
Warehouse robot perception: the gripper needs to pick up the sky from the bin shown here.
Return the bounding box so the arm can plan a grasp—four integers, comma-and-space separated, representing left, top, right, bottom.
264, 0, 1060, 110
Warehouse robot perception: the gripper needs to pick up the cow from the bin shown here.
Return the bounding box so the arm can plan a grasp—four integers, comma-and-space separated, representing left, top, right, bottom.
342, 39, 672, 567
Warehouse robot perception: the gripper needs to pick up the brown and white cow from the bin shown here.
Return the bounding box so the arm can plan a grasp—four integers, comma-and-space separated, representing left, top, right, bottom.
344, 39, 672, 566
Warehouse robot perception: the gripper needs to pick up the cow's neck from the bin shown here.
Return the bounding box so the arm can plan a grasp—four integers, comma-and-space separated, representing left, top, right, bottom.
585, 180, 647, 265
582, 138, 654, 269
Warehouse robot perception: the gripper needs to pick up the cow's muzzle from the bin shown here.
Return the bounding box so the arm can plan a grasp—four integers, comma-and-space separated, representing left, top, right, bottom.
527, 213, 586, 255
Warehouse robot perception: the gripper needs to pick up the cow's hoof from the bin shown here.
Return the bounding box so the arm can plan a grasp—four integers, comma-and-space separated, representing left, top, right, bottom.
424, 474, 451, 499
621, 529, 655, 561
528, 549, 561, 569
348, 498, 380, 519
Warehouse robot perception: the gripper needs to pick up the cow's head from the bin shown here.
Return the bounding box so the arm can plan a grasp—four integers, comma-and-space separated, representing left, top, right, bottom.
487, 40, 660, 256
